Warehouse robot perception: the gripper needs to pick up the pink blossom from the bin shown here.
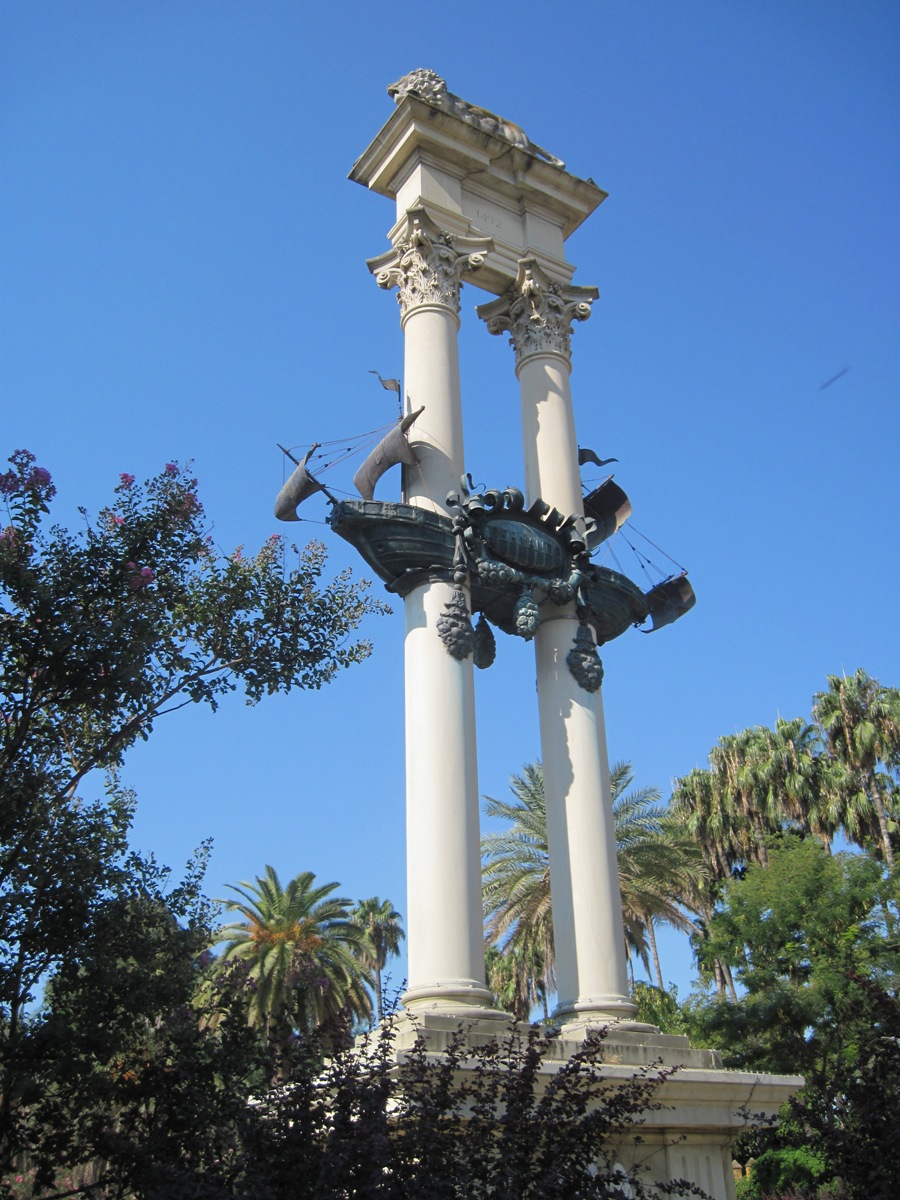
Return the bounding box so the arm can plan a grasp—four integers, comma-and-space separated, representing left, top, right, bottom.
126, 561, 136, 570
0, 527, 17, 547
113, 515, 124, 526
120, 473, 135, 487
140, 566, 154, 580
0, 471, 18, 496
169, 490, 200, 523
28, 467, 52, 488
164, 462, 178, 476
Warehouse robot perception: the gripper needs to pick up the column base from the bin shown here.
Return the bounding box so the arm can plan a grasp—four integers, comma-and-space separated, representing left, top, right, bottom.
402, 978, 510, 1023
553, 992, 646, 1025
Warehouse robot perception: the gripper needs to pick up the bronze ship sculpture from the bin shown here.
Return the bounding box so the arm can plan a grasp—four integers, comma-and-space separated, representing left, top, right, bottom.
275, 407, 694, 687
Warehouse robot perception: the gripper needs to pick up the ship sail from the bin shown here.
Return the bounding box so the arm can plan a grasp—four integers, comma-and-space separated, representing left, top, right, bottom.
583, 478, 632, 549
274, 446, 325, 522
643, 572, 696, 631
353, 407, 424, 501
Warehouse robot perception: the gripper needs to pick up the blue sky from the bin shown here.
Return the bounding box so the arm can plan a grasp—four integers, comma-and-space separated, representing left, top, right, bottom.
3, 1, 898, 999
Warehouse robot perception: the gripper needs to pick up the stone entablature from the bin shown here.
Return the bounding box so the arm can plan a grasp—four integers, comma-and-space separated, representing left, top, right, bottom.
349, 88, 605, 295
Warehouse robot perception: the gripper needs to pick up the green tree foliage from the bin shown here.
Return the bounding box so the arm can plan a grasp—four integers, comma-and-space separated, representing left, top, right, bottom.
671, 672, 900, 886
814, 668, 900, 868
349, 896, 405, 1023
0, 450, 382, 1178
484, 943, 549, 1024
631, 983, 693, 1037
217, 866, 374, 1054
692, 837, 896, 1076
482, 762, 703, 1014
670, 675, 900, 999
0, 451, 381, 808
482, 763, 555, 1011
690, 837, 900, 1199
794, 972, 900, 1200
14, 845, 272, 1198
612, 765, 705, 988
734, 1145, 829, 1200
235, 1021, 702, 1200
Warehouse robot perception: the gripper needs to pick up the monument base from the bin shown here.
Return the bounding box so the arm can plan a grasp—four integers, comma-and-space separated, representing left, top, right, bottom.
371, 1010, 800, 1200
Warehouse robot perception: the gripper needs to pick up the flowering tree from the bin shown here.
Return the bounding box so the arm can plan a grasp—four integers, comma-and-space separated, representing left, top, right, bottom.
0, 450, 382, 809
0, 449, 384, 1176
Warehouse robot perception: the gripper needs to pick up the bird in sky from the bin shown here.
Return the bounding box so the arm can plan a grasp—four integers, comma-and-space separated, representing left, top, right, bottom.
819, 366, 850, 391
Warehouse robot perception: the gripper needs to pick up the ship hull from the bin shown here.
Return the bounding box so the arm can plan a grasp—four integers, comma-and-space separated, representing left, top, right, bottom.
330, 499, 651, 645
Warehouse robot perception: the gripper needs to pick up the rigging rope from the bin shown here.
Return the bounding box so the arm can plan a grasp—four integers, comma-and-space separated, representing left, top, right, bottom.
625, 523, 687, 576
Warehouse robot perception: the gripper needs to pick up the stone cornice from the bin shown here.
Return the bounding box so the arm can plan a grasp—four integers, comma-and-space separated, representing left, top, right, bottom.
367, 207, 492, 321
477, 257, 598, 367
349, 94, 606, 241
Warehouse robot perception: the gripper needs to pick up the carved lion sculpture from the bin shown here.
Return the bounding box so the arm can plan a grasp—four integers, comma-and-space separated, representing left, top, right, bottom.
387, 69, 566, 170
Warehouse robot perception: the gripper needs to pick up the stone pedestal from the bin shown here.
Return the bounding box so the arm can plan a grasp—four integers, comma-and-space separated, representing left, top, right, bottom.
373, 1011, 801, 1200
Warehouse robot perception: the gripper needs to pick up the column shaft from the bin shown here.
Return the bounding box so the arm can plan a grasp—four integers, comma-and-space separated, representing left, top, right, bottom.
401, 306, 464, 511
369, 210, 496, 1014
517, 352, 634, 1020
479, 258, 637, 1023
402, 304, 487, 1008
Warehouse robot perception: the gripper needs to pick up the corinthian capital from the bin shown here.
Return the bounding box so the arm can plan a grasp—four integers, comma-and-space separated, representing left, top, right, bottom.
477, 258, 598, 368
367, 208, 492, 321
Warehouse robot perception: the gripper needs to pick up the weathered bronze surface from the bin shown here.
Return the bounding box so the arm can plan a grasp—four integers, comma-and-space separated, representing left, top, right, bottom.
274, 448, 325, 521
643, 573, 696, 631
352, 407, 424, 501
328, 494, 654, 649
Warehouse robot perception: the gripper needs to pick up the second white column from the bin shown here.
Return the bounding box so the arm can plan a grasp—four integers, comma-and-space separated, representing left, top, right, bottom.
480, 260, 638, 1024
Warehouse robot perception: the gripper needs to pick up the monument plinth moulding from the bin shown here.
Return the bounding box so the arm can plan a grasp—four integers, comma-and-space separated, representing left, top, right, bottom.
279, 68, 800, 1199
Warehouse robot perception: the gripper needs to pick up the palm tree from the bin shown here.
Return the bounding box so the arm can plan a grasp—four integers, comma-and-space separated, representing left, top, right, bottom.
482, 762, 704, 1013
350, 896, 405, 1023
216, 866, 373, 1047
611, 762, 706, 989
757, 716, 839, 847
670, 766, 737, 884
669, 768, 740, 1001
484, 942, 549, 1023
814, 669, 900, 867
482, 763, 555, 1010
711, 728, 778, 868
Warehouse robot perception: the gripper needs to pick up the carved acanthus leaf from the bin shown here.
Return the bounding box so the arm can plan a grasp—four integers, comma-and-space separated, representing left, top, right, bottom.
369, 208, 492, 319
478, 257, 598, 367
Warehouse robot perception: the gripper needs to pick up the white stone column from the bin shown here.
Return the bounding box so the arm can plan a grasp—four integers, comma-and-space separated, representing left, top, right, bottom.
368, 209, 500, 1016
479, 259, 638, 1024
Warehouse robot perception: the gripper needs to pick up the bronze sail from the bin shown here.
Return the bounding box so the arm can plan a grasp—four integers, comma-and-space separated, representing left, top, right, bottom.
643, 573, 696, 631
582, 478, 632, 548
352, 407, 424, 501
274, 446, 325, 522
